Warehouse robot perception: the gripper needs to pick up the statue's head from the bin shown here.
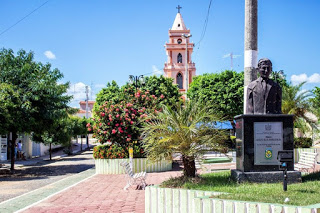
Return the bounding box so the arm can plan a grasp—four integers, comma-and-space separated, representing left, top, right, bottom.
258, 58, 272, 79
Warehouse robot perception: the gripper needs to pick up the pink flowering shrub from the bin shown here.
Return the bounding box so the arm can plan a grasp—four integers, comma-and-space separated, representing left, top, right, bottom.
89, 89, 164, 157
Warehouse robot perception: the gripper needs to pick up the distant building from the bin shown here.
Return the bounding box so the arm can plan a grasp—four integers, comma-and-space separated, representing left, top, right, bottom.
76, 101, 95, 118
164, 7, 196, 94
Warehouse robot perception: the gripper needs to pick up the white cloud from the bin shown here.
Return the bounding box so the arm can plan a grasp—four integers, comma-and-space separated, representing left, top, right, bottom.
290, 73, 320, 85
152, 65, 164, 76
308, 73, 320, 83
44, 50, 56, 59
67, 82, 93, 107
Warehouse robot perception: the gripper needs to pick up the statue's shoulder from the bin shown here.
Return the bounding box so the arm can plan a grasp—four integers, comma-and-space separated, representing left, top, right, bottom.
269, 79, 281, 89
247, 79, 258, 90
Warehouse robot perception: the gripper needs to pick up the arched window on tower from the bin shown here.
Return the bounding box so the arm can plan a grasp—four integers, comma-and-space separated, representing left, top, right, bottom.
177, 73, 183, 89
177, 53, 182, 63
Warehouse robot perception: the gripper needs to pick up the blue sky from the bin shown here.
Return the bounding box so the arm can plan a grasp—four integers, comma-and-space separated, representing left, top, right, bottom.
1, 0, 319, 107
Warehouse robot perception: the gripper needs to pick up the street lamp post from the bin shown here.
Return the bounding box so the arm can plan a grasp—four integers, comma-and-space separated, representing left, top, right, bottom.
182, 34, 192, 94
128, 75, 144, 170
129, 75, 145, 91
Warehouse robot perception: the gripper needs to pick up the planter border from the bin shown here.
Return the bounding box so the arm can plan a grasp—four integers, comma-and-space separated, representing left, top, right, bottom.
145, 185, 320, 213
95, 158, 172, 174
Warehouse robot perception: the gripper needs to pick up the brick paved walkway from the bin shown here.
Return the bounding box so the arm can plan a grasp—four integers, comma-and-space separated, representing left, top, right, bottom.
21, 170, 183, 213
19, 163, 236, 213
6, 161, 319, 213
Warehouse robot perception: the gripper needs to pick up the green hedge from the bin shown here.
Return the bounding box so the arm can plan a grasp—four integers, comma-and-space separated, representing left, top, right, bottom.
93, 144, 145, 159
294, 137, 312, 148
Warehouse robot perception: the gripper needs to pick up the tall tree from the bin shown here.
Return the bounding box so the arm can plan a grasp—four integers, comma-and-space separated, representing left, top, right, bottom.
282, 82, 317, 134
142, 101, 228, 177
93, 81, 122, 112
140, 75, 182, 107
94, 75, 182, 111
187, 70, 244, 134
0, 48, 72, 169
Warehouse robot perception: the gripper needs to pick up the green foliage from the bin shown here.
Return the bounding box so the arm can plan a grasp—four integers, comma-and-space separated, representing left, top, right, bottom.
269, 71, 289, 89
282, 82, 317, 133
70, 116, 88, 137
161, 171, 320, 206
294, 137, 313, 148
94, 75, 182, 111
142, 101, 228, 177
0, 48, 72, 134
91, 75, 181, 152
32, 115, 72, 146
0, 48, 72, 168
311, 87, 320, 118
93, 81, 122, 112
91, 90, 163, 148
0, 83, 22, 134
187, 70, 244, 132
142, 75, 182, 107
93, 143, 145, 159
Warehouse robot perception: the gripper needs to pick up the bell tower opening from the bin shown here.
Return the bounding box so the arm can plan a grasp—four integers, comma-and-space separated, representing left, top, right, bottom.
177, 53, 182, 63
177, 73, 183, 89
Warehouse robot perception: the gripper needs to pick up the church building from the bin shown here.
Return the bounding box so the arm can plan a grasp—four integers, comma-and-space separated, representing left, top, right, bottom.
164, 6, 196, 93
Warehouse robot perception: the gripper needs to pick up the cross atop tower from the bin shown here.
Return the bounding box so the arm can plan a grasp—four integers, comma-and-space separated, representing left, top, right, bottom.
176, 5, 182, 13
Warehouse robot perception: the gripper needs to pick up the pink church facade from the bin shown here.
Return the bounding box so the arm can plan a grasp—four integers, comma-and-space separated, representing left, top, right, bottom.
164, 9, 196, 93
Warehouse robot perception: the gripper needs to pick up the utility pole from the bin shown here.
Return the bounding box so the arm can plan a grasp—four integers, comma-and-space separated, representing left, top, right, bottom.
85, 85, 89, 119
85, 85, 89, 149
244, 0, 258, 112
182, 33, 192, 95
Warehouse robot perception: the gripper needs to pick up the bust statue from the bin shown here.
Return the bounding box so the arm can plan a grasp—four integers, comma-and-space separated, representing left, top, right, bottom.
246, 58, 282, 114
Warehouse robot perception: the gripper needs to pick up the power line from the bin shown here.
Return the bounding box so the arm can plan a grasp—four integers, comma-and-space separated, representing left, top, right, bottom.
0, 0, 50, 37
195, 0, 213, 50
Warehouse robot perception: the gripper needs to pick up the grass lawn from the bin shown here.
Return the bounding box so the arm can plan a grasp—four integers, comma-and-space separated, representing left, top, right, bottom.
161, 171, 320, 206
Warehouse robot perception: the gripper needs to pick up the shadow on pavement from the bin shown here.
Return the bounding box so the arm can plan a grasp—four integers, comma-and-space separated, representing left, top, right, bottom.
0, 164, 94, 181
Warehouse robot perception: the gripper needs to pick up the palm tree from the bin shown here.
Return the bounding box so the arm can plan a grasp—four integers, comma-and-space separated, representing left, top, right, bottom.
282, 82, 317, 134
141, 101, 228, 177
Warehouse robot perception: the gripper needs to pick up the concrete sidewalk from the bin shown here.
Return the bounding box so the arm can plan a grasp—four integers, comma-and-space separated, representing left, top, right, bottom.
1, 143, 91, 168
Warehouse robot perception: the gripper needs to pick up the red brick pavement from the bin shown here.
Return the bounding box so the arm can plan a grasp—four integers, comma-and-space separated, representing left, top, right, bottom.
21, 170, 183, 213
21, 163, 236, 213
21, 162, 320, 213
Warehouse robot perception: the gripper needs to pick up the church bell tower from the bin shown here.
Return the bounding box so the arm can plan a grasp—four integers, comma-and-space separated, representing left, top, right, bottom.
164, 6, 196, 93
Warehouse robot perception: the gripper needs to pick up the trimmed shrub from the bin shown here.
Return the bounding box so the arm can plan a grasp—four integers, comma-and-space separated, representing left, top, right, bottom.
294, 137, 312, 148
93, 144, 145, 159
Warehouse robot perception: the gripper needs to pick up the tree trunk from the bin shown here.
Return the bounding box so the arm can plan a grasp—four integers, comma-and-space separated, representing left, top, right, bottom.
86, 134, 89, 149
80, 136, 83, 151
49, 143, 52, 161
10, 132, 18, 170
68, 140, 72, 155
182, 155, 196, 177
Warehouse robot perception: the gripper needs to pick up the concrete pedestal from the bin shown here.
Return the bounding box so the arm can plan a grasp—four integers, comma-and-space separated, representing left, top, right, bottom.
231, 114, 301, 183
